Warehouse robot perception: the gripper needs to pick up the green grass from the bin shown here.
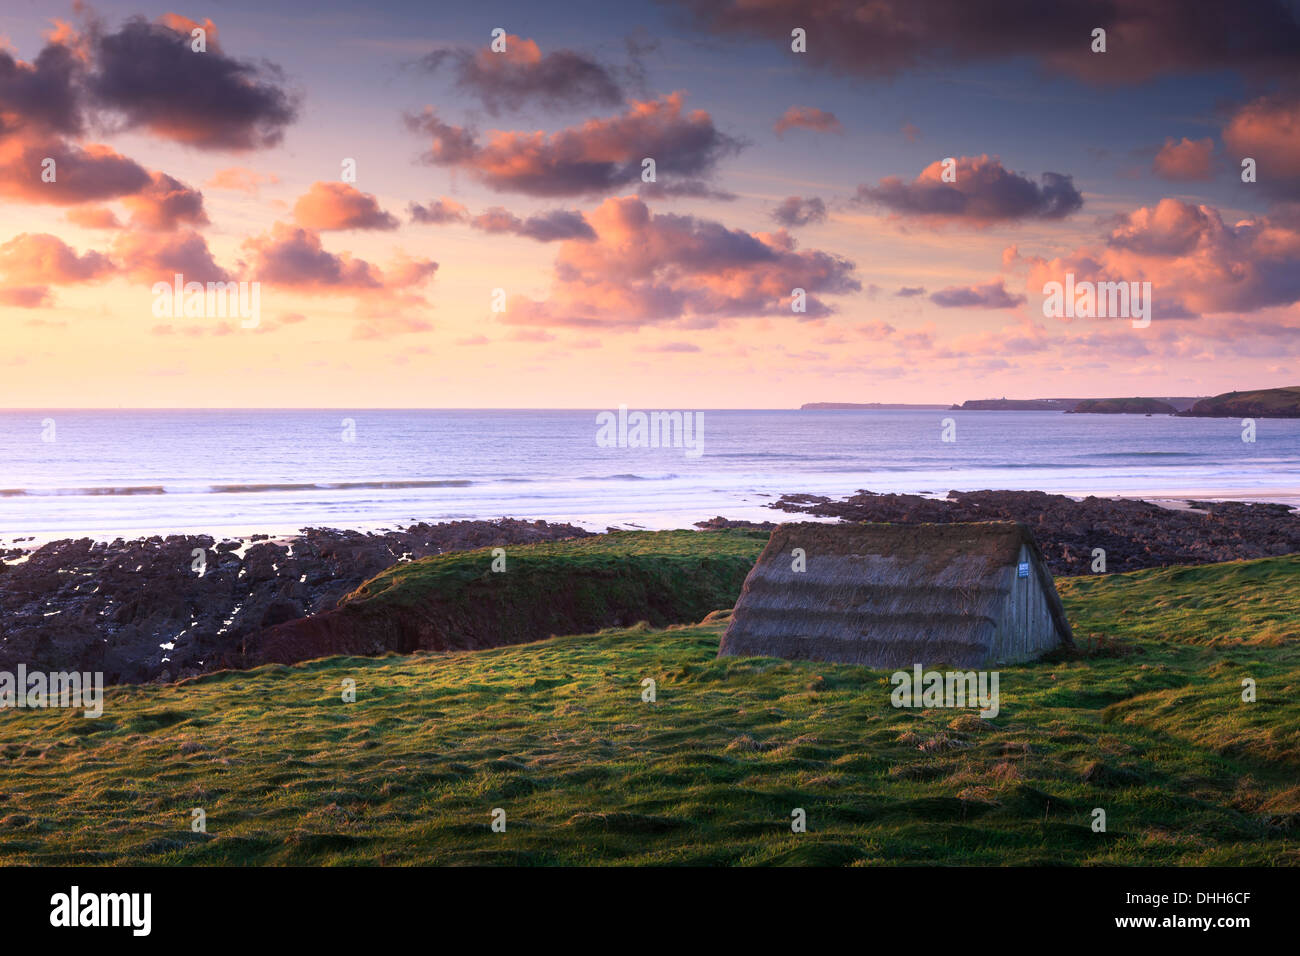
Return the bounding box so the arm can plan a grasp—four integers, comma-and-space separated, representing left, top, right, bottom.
288, 529, 767, 651
1, 548, 1298, 866
1186, 384, 1300, 416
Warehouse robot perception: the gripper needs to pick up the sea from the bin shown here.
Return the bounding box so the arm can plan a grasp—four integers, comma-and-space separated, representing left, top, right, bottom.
2, 408, 1298, 543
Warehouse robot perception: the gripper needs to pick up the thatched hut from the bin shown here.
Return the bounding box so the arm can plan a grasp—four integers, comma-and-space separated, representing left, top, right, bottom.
717, 521, 1074, 668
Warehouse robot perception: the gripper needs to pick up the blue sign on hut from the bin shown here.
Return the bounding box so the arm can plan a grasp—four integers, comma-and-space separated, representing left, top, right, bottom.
717, 521, 1075, 668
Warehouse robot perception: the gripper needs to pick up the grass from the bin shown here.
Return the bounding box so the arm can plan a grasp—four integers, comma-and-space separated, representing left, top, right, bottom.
293, 528, 768, 651
1186, 384, 1300, 416
1, 544, 1298, 866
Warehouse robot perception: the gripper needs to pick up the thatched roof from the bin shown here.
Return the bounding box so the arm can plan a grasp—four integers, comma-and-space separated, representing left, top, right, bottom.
718, 521, 1074, 668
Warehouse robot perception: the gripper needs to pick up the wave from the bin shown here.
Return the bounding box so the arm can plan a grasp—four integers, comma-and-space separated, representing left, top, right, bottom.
1, 479, 475, 497
2, 485, 166, 497
0, 473, 683, 497
1077, 451, 1198, 459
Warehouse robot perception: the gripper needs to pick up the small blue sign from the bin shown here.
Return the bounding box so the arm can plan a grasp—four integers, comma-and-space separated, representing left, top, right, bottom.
1017, 562, 1030, 578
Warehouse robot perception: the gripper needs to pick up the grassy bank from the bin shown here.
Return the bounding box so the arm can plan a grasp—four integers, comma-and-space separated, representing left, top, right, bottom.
1, 550, 1297, 865
245, 529, 768, 662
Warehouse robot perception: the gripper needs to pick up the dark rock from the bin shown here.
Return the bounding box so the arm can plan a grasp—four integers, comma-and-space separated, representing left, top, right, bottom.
768, 489, 1300, 576
0, 518, 592, 685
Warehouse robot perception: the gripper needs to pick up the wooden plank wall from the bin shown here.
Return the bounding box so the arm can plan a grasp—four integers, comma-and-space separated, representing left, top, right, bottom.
988, 544, 1062, 664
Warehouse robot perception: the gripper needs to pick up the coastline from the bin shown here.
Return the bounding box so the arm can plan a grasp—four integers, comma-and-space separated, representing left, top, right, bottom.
4, 488, 1299, 686
5, 487, 1300, 552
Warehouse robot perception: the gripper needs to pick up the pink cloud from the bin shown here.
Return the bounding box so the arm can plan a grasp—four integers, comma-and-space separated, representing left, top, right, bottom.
292, 182, 398, 231
122, 171, 208, 231
405, 92, 741, 197
409, 197, 469, 224
1223, 92, 1300, 197
773, 106, 843, 137
0, 232, 112, 283
206, 166, 279, 194
239, 222, 436, 297
0, 138, 150, 205
1152, 137, 1214, 181
1012, 198, 1300, 319
855, 155, 1083, 227
112, 228, 230, 284
501, 195, 859, 330
929, 279, 1025, 309
0, 286, 55, 308
417, 34, 623, 114
64, 205, 121, 229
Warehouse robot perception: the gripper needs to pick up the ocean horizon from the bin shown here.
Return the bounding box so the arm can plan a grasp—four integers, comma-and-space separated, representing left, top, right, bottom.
3, 408, 1297, 543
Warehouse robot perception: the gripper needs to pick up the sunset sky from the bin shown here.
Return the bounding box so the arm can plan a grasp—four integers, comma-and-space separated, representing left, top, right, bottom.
2, 0, 1299, 408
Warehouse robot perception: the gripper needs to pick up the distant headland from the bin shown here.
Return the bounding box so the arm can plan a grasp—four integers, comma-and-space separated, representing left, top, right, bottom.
800, 402, 951, 410
807, 386, 1300, 417
1067, 398, 1178, 414
947, 396, 1202, 413
1177, 386, 1300, 418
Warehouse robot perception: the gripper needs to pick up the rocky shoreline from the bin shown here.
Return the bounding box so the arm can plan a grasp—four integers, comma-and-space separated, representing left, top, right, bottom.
5, 492, 1300, 685
755, 489, 1300, 575
0, 519, 592, 685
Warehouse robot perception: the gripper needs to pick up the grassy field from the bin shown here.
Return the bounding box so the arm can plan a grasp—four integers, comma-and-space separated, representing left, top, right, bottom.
1, 543, 1298, 866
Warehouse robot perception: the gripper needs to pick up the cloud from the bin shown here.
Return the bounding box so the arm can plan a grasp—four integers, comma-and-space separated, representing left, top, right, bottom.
1223, 91, 1300, 198
855, 155, 1083, 226
638, 179, 736, 201
238, 222, 435, 296
500, 195, 859, 329
929, 279, 1025, 308
505, 328, 556, 342
151, 310, 305, 337
0, 40, 83, 136
901, 122, 921, 143
293, 182, 398, 231
0, 231, 111, 305
895, 286, 926, 297
771, 196, 826, 227
64, 205, 121, 229
0, 27, 254, 238
773, 106, 842, 136
1013, 198, 1300, 318
1152, 136, 1214, 181
405, 92, 742, 197
406, 198, 594, 240
667, 0, 1300, 83
122, 171, 208, 230
112, 228, 230, 284
0, 286, 53, 308
0, 138, 150, 204
417, 34, 623, 114
1105, 198, 1214, 256
409, 197, 469, 224
85, 14, 298, 149
206, 166, 279, 194
470, 207, 595, 241
856, 321, 896, 339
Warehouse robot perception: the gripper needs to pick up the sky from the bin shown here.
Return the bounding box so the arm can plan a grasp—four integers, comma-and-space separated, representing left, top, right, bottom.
1, 0, 1299, 408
